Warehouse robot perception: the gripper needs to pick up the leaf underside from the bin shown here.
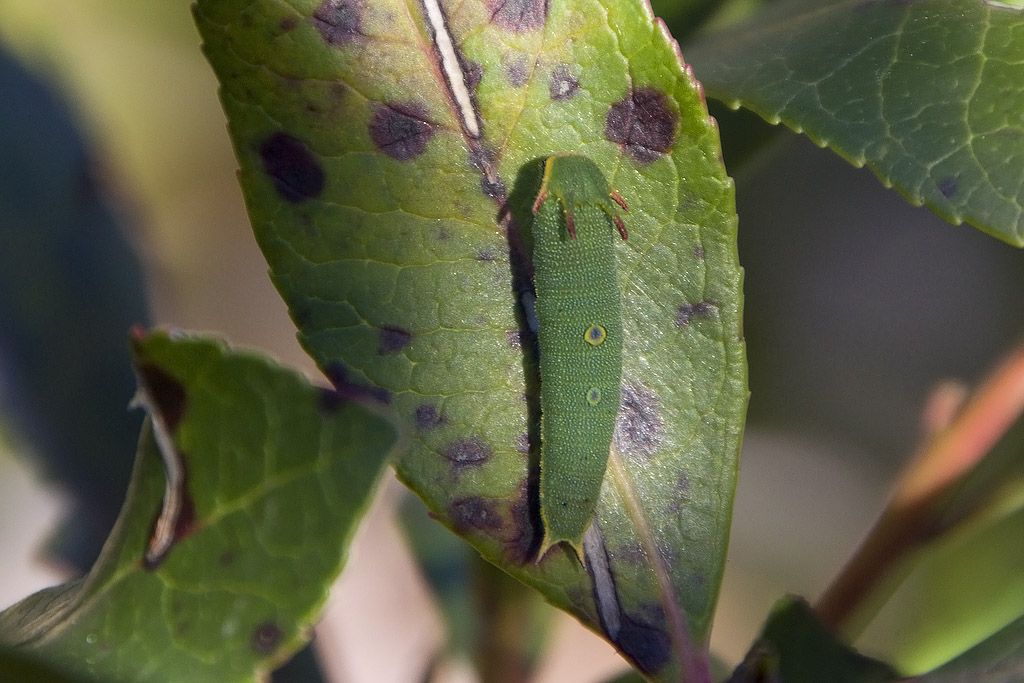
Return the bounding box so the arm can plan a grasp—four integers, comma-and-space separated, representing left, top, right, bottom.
687, 0, 1024, 246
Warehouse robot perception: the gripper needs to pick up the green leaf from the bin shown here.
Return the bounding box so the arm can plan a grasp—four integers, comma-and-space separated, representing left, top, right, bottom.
602, 670, 650, 683
729, 597, 898, 683
195, 0, 746, 678
686, 0, 1024, 246
912, 611, 1024, 683
0, 644, 100, 683
886, 503, 1024, 675
0, 330, 397, 682
649, 0, 730, 42
746, 598, 1024, 683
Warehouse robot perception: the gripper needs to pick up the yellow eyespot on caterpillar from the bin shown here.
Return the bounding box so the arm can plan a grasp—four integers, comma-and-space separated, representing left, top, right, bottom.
585, 324, 608, 346
530, 154, 628, 562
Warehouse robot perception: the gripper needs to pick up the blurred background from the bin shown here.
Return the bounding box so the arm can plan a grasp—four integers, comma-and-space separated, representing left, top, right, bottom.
1, 1, 1022, 681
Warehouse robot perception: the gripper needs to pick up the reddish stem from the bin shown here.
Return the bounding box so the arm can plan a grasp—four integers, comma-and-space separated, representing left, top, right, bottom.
814, 340, 1024, 634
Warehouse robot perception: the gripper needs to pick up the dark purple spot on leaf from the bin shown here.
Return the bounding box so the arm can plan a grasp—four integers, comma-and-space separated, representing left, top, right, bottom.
476, 249, 496, 262
378, 326, 412, 354
507, 330, 522, 349
323, 362, 392, 404
252, 621, 283, 655
313, 0, 365, 45
450, 487, 536, 564
668, 473, 691, 512
676, 301, 716, 326
614, 614, 671, 674
443, 437, 492, 468
470, 148, 505, 199
549, 64, 579, 100
373, 386, 393, 403
219, 551, 236, 566
504, 53, 529, 87
279, 16, 297, 31
616, 383, 663, 457
462, 60, 483, 91
515, 433, 530, 453
469, 147, 496, 172
369, 102, 435, 160
487, 0, 547, 32
317, 387, 349, 414
324, 361, 349, 388
611, 539, 648, 566
504, 486, 538, 564
291, 304, 313, 327
693, 244, 704, 260
481, 176, 505, 199
135, 364, 187, 431
938, 177, 958, 198
259, 133, 325, 202
450, 497, 503, 532
605, 87, 678, 164
415, 404, 446, 430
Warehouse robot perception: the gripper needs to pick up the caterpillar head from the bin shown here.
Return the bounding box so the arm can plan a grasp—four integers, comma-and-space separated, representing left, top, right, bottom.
531, 155, 628, 240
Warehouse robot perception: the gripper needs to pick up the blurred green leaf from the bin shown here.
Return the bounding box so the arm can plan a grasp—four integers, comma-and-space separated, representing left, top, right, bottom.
602, 670, 650, 683
687, 0, 1024, 245
649, 0, 730, 42
884, 503, 1024, 675
0, 331, 397, 682
401, 493, 552, 681
911, 611, 1024, 683
0, 644, 100, 683
602, 667, 651, 683
728, 598, 898, 683
0, 42, 149, 569
812, 351, 1024, 649
196, 0, 746, 678
736, 595, 1024, 683
910, 401, 1024, 665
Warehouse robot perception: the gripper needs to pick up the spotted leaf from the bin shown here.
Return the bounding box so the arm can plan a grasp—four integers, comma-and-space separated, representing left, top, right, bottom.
195, 0, 746, 678
0, 331, 397, 682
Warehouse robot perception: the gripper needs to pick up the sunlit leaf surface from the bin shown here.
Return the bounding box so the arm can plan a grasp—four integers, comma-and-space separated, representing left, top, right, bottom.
196, 1, 747, 677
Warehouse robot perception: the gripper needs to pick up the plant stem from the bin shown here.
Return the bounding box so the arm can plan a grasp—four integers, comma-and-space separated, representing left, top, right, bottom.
814, 340, 1024, 637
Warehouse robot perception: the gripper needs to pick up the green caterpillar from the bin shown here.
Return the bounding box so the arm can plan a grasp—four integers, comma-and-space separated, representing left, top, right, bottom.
531, 154, 628, 561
